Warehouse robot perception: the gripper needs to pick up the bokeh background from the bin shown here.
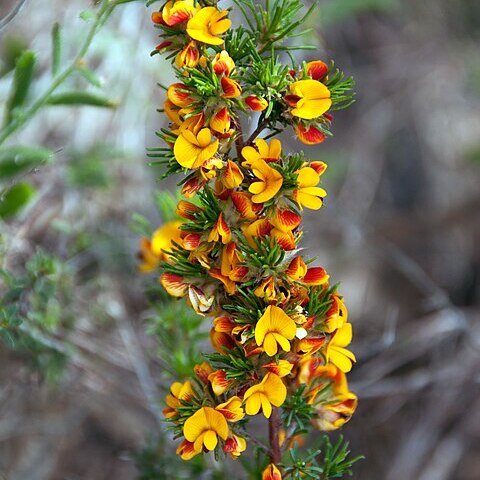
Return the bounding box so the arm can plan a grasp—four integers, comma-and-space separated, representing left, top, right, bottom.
1, 0, 479, 478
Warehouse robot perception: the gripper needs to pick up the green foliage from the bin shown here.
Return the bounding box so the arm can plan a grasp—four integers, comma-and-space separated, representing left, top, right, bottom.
46, 91, 117, 108
0, 145, 53, 180
0, 248, 75, 381
145, 299, 207, 379
282, 385, 316, 433
136, 435, 226, 480
0, 182, 35, 219
283, 436, 363, 479
4, 50, 36, 125
0, 35, 29, 78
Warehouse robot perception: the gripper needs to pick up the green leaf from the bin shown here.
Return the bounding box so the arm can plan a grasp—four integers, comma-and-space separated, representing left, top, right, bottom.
51, 23, 62, 77
0, 182, 35, 219
76, 65, 103, 87
46, 91, 117, 108
4, 50, 36, 124
0, 36, 29, 78
79, 10, 96, 21
0, 146, 52, 180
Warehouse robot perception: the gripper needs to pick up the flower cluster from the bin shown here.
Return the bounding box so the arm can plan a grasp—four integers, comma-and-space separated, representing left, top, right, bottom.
142, 1, 356, 477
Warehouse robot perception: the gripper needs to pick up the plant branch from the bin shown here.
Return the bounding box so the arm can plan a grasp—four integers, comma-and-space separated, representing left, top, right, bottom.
0, 0, 115, 146
269, 407, 282, 464
246, 116, 269, 145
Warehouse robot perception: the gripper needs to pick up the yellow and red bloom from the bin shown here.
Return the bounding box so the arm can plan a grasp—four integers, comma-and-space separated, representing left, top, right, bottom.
174, 128, 219, 169
212, 50, 236, 76
210, 107, 233, 137
249, 159, 283, 203
208, 213, 231, 244
263, 464, 282, 480
183, 407, 229, 455
245, 95, 268, 111
222, 160, 244, 189
263, 359, 293, 378
162, 0, 199, 26
255, 305, 296, 356
208, 370, 234, 396
286, 79, 332, 120
294, 122, 326, 145
243, 373, 287, 418
216, 396, 245, 422
175, 41, 200, 68
224, 434, 247, 459
160, 273, 189, 297
187, 7, 231, 45
221, 76, 242, 98
306, 60, 329, 81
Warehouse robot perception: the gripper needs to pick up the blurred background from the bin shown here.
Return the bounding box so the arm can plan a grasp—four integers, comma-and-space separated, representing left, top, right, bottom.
0, 0, 479, 478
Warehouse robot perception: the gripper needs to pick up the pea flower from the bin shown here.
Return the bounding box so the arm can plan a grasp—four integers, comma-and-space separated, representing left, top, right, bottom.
255, 305, 297, 356
327, 322, 356, 373
183, 407, 229, 454
243, 373, 287, 418
248, 159, 283, 203
293, 166, 327, 210
263, 464, 282, 480
286, 79, 332, 120
174, 128, 219, 169
187, 7, 231, 45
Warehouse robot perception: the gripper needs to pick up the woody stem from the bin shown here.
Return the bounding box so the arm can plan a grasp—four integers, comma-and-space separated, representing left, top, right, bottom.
269, 407, 282, 464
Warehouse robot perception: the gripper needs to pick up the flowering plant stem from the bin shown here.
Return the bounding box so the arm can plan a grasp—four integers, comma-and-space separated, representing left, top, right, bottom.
141, 0, 360, 477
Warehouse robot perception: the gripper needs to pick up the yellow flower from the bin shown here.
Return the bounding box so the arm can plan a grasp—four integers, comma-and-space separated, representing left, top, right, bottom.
263, 359, 294, 378
187, 7, 231, 45
286, 79, 331, 120
327, 322, 356, 373
163, 380, 194, 419
223, 434, 247, 459
313, 391, 358, 431
294, 166, 327, 210
176, 439, 198, 460
175, 41, 200, 68
174, 128, 219, 169
222, 160, 244, 189
216, 396, 245, 422
183, 407, 229, 455
255, 305, 296, 356
162, 0, 199, 26
263, 464, 282, 480
138, 221, 183, 272
248, 159, 283, 203
212, 50, 236, 76
243, 373, 287, 418
241, 138, 282, 168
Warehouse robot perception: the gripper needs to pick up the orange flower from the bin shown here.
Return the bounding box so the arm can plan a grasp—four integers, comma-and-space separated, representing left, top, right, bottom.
208, 370, 234, 395
294, 122, 326, 145
210, 107, 233, 137
216, 396, 245, 422
302, 267, 329, 286
222, 160, 244, 189
231, 191, 261, 220
208, 213, 231, 244
162, 0, 199, 26
212, 50, 236, 76
245, 95, 268, 111
263, 359, 293, 378
248, 159, 283, 203
160, 273, 188, 297
175, 41, 200, 68
224, 434, 247, 459
221, 76, 242, 98
306, 60, 329, 80
263, 464, 282, 480
269, 208, 302, 233
286, 256, 308, 280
